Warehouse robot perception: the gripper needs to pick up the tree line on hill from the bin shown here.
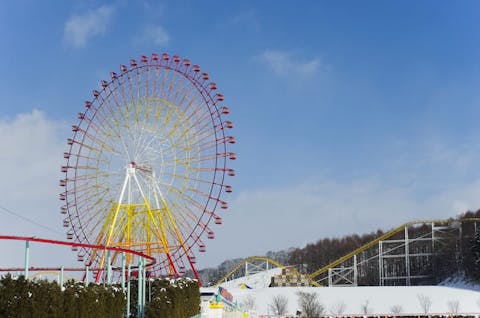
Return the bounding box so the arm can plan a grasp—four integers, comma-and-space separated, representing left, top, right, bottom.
198, 210, 480, 286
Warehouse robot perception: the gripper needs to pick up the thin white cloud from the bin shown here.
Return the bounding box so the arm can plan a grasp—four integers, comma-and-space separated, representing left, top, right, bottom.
198, 175, 480, 268
132, 25, 170, 47
145, 25, 170, 46
228, 9, 260, 31
197, 134, 480, 268
64, 5, 114, 48
0, 110, 75, 267
260, 49, 322, 77
200, 127, 480, 269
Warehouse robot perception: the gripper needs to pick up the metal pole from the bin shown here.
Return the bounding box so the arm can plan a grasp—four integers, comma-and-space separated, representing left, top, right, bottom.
137, 258, 144, 318
85, 266, 90, 286
107, 250, 112, 284
126, 264, 131, 318
432, 222, 436, 283
122, 252, 126, 291
405, 226, 411, 286
458, 223, 463, 272
431, 222, 435, 251
353, 254, 358, 286
142, 259, 147, 312
378, 241, 383, 286
103, 249, 106, 287
24, 240, 30, 279
60, 266, 64, 291
149, 278, 152, 303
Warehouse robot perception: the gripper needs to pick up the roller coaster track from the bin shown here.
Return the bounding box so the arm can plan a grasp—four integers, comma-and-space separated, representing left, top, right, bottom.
213, 256, 284, 286
0, 235, 156, 274
211, 218, 480, 288
308, 218, 480, 282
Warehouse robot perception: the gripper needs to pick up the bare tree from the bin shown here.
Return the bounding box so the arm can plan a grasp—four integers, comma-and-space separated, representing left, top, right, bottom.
242, 295, 256, 312
296, 291, 324, 318
269, 294, 289, 315
330, 301, 347, 316
417, 294, 432, 314
447, 300, 460, 314
360, 299, 372, 315
390, 304, 403, 316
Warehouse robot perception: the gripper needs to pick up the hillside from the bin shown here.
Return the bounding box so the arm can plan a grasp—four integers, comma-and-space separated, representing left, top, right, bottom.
198, 210, 480, 286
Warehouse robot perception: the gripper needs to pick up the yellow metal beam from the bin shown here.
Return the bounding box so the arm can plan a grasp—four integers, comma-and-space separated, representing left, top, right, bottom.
213, 256, 285, 287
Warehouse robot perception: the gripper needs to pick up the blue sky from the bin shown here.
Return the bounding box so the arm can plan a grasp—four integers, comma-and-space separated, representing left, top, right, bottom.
1, 1, 480, 269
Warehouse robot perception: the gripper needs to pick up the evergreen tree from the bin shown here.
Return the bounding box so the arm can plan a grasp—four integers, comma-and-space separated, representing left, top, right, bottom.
470, 229, 480, 281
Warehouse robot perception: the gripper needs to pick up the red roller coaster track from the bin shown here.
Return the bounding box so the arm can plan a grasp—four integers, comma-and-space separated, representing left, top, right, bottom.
0, 235, 156, 273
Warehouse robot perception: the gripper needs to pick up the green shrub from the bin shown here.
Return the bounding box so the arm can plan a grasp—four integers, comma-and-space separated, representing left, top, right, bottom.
0, 274, 199, 318
0, 275, 124, 318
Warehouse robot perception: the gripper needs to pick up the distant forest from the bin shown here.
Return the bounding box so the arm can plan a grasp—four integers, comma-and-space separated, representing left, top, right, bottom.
198, 210, 480, 286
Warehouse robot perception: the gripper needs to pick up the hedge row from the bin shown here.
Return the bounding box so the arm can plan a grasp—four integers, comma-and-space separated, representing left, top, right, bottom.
0, 275, 125, 318
0, 274, 200, 318
128, 277, 200, 318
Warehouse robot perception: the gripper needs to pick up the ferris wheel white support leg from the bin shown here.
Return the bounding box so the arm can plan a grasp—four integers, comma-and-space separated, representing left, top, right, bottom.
149, 173, 163, 215
132, 171, 178, 276
131, 170, 149, 206
94, 169, 131, 284
103, 166, 132, 253
98, 164, 138, 285
152, 178, 202, 284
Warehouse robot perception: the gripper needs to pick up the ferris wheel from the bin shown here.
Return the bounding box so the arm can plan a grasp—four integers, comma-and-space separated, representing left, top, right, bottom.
59, 53, 235, 282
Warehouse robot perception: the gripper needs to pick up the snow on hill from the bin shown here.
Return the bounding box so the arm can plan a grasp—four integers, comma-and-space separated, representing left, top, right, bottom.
217, 270, 480, 315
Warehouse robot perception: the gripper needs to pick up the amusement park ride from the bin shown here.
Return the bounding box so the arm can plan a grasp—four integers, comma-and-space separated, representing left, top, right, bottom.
59, 52, 235, 284
0, 53, 234, 293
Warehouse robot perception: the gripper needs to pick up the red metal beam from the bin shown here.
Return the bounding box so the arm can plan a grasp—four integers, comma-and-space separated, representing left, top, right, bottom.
0, 267, 84, 272
0, 235, 156, 269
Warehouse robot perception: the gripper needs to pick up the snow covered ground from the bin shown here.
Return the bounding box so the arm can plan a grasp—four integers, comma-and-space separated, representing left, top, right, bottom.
230, 285, 480, 316
213, 269, 480, 316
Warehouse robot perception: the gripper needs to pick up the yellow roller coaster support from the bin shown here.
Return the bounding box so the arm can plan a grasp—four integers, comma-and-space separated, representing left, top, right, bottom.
308, 218, 480, 282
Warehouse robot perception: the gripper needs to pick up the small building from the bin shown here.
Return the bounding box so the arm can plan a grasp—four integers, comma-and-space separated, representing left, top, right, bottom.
270, 266, 310, 287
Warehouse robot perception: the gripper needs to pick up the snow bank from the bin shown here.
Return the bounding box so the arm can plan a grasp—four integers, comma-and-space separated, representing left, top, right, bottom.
230, 285, 480, 315
218, 270, 480, 315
